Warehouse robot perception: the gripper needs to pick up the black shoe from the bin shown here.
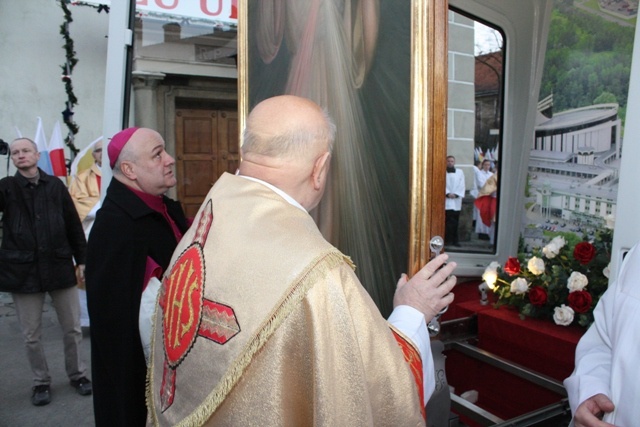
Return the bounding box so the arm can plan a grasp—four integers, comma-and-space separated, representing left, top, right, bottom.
70, 377, 92, 396
32, 385, 51, 406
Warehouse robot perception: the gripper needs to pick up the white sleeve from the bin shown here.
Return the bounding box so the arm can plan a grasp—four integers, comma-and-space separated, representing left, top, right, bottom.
388, 305, 435, 401
455, 171, 466, 198
474, 170, 482, 189
562, 244, 640, 414
563, 287, 615, 414
139, 277, 162, 366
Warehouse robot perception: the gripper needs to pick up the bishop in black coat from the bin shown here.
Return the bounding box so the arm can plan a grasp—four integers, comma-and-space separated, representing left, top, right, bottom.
86, 178, 188, 426
85, 127, 189, 426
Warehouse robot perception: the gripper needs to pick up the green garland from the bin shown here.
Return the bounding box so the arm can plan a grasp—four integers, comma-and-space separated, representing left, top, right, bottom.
58, 0, 109, 156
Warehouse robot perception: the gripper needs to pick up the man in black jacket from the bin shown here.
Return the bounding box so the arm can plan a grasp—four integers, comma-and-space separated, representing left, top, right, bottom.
86, 127, 189, 426
0, 138, 91, 406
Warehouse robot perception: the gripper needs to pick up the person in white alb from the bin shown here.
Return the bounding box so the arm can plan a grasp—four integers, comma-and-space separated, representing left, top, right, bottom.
69, 140, 103, 327
474, 159, 493, 240
564, 242, 640, 427
445, 155, 466, 247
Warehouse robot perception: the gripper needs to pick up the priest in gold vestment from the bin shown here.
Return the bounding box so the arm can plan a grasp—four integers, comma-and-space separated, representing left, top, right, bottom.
69, 140, 102, 224
69, 140, 103, 328
146, 96, 457, 426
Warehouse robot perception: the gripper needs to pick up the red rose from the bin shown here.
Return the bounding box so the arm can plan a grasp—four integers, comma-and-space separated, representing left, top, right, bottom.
528, 286, 548, 307
573, 242, 596, 265
567, 290, 593, 313
504, 257, 521, 276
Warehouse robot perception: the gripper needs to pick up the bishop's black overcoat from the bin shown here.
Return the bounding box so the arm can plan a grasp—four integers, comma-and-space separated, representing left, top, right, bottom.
86, 178, 188, 427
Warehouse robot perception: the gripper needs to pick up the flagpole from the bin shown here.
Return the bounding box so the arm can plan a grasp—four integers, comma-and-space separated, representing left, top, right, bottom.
101, 0, 133, 200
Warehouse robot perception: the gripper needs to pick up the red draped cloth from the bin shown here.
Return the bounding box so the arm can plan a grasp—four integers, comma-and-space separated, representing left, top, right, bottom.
445, 297, 584, 425
474, 195, 496, 227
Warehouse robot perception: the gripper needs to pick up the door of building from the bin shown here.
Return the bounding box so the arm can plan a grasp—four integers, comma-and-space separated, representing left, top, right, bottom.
175, 108, 239, 218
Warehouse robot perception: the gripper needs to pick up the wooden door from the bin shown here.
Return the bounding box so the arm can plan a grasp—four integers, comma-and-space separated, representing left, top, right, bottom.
175, 108, 239, 218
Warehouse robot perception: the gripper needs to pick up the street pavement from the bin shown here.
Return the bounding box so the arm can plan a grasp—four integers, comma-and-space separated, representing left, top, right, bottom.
0, 292, 94, 427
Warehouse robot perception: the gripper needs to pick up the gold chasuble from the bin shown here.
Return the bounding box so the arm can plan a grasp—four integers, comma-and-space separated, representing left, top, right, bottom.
146, 173, 425, 426
69, 163, 101, 222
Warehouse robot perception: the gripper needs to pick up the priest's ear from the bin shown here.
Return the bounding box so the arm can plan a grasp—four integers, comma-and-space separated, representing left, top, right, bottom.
311, 151, 331, 191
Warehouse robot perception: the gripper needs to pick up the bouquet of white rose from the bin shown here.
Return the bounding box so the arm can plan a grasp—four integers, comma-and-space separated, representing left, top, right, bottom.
482, 230, 612, 327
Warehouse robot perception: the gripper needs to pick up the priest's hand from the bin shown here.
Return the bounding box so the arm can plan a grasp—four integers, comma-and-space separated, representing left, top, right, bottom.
574, 394, 615, 427
393, 254, 457, 323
